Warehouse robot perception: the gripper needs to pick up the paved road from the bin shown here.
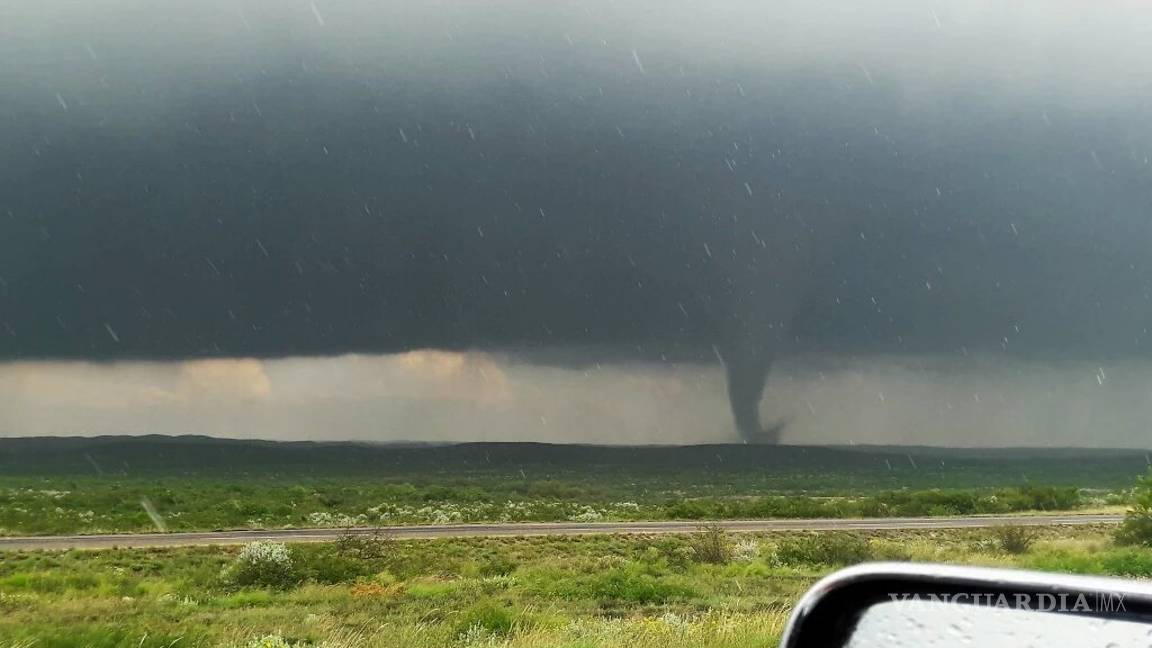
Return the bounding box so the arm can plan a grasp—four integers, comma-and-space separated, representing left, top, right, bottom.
0, 513, 1122, 550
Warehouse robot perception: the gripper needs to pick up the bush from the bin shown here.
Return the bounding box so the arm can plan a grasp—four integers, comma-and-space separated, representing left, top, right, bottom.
1116, 468, 1152, 547
478, 555, 519, 577
774, 533, 872, 566
1026, 547, 1152, 578
1001, 485, 1082, 512
1024, 548, 1102, 575
689, 525, 732, 564
588, 567, 694, 603
277, 531, 392, 584
296, 547, 371, 584
454, 599, 515, 637
639, 537, 695, 568
659, 487, 1082, 524
1099, 549, 1152, 577
226, 541, 301, 589
869, 539, 913, 561
334, 529, 393, 561
992, 525, 1036, 554
732, 538, 762, 562
663, 499, 717, 519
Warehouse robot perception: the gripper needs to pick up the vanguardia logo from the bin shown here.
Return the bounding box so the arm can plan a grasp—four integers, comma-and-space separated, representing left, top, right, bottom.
888, 592, 1127, 613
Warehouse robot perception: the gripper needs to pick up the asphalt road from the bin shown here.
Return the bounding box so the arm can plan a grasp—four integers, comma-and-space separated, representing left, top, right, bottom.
0, 513, 1122, 551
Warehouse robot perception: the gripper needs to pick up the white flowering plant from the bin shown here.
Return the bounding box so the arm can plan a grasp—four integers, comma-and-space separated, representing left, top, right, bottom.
226, 541, 300, 588
731, 538, 762, 562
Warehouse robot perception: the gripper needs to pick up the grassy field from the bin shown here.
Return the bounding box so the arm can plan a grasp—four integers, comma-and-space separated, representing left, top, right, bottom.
0, 524, 1146, 647
2, 436, 1149, 646
0, 437, 1143, 535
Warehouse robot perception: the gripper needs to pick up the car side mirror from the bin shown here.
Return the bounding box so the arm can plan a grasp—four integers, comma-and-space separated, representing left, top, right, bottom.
781, 563, 1152, 648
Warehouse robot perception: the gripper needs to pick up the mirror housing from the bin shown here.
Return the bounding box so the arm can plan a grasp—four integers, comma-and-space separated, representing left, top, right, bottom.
781, 562, 1152, 648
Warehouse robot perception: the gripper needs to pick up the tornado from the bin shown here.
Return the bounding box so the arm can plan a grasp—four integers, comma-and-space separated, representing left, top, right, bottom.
724, 348, 778, 443
3, 0, 1152, 448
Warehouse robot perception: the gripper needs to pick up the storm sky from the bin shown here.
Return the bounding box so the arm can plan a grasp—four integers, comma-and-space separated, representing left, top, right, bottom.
2, 0, 1152, 445
4, 352, 1151, 447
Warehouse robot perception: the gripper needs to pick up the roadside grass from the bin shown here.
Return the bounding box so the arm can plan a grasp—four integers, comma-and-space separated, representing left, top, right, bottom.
0, 524, 1138, 647
0, 478, 1106, 536
0, 438, 1145, 536
1, 442, 1145, 646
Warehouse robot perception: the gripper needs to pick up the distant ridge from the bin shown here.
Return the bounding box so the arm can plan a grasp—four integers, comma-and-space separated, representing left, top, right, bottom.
0, 435, 1147, 482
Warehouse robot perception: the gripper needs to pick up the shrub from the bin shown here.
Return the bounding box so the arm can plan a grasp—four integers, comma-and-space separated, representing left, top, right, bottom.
1024, 548, 1102, 575
280, 531, 392, 584
226, 541, 301, 589
689, 525, 732, 564
1099, 549, 1152, 577
296, 547, 371, 584
1002, 485, 1082, 512
588, 567, 694, 604
640, 537, 695, 567
334, 529, 393, 561
869, 539, 913, 561
1026, 547, 1152, 578
454, 599, 515, 637
732, 538, 762, 563
775, 533, 872, 566
992, 525, 1036, 555
1115, 468, 1152, 547
478, 555, 519, 577
663, 499, 716, 520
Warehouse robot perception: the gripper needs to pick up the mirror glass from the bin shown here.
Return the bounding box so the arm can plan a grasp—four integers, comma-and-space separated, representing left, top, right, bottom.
848, 598, 1150, 648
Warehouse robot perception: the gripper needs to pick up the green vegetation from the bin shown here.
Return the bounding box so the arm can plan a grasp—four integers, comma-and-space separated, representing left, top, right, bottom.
0, 438, 1145, 645
225, 541, 302, 589
991, 525, 1037, 554
1115, 467, 1152, 546
0, 524, 1136, 647
0, 477, 1102, 535
688, 525, 732, 564
0, 437, 1132, 535
773, 533, 873, 566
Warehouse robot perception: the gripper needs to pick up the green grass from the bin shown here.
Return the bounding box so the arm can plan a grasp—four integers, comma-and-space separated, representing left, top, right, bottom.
1, 437, 1145, 646
0, 437, 1136, 535
0, 524, 1137, 647
0, 477, 1102, 535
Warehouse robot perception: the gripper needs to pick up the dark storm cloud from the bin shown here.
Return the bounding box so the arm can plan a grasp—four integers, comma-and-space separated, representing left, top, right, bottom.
1, 0, 1151, 441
